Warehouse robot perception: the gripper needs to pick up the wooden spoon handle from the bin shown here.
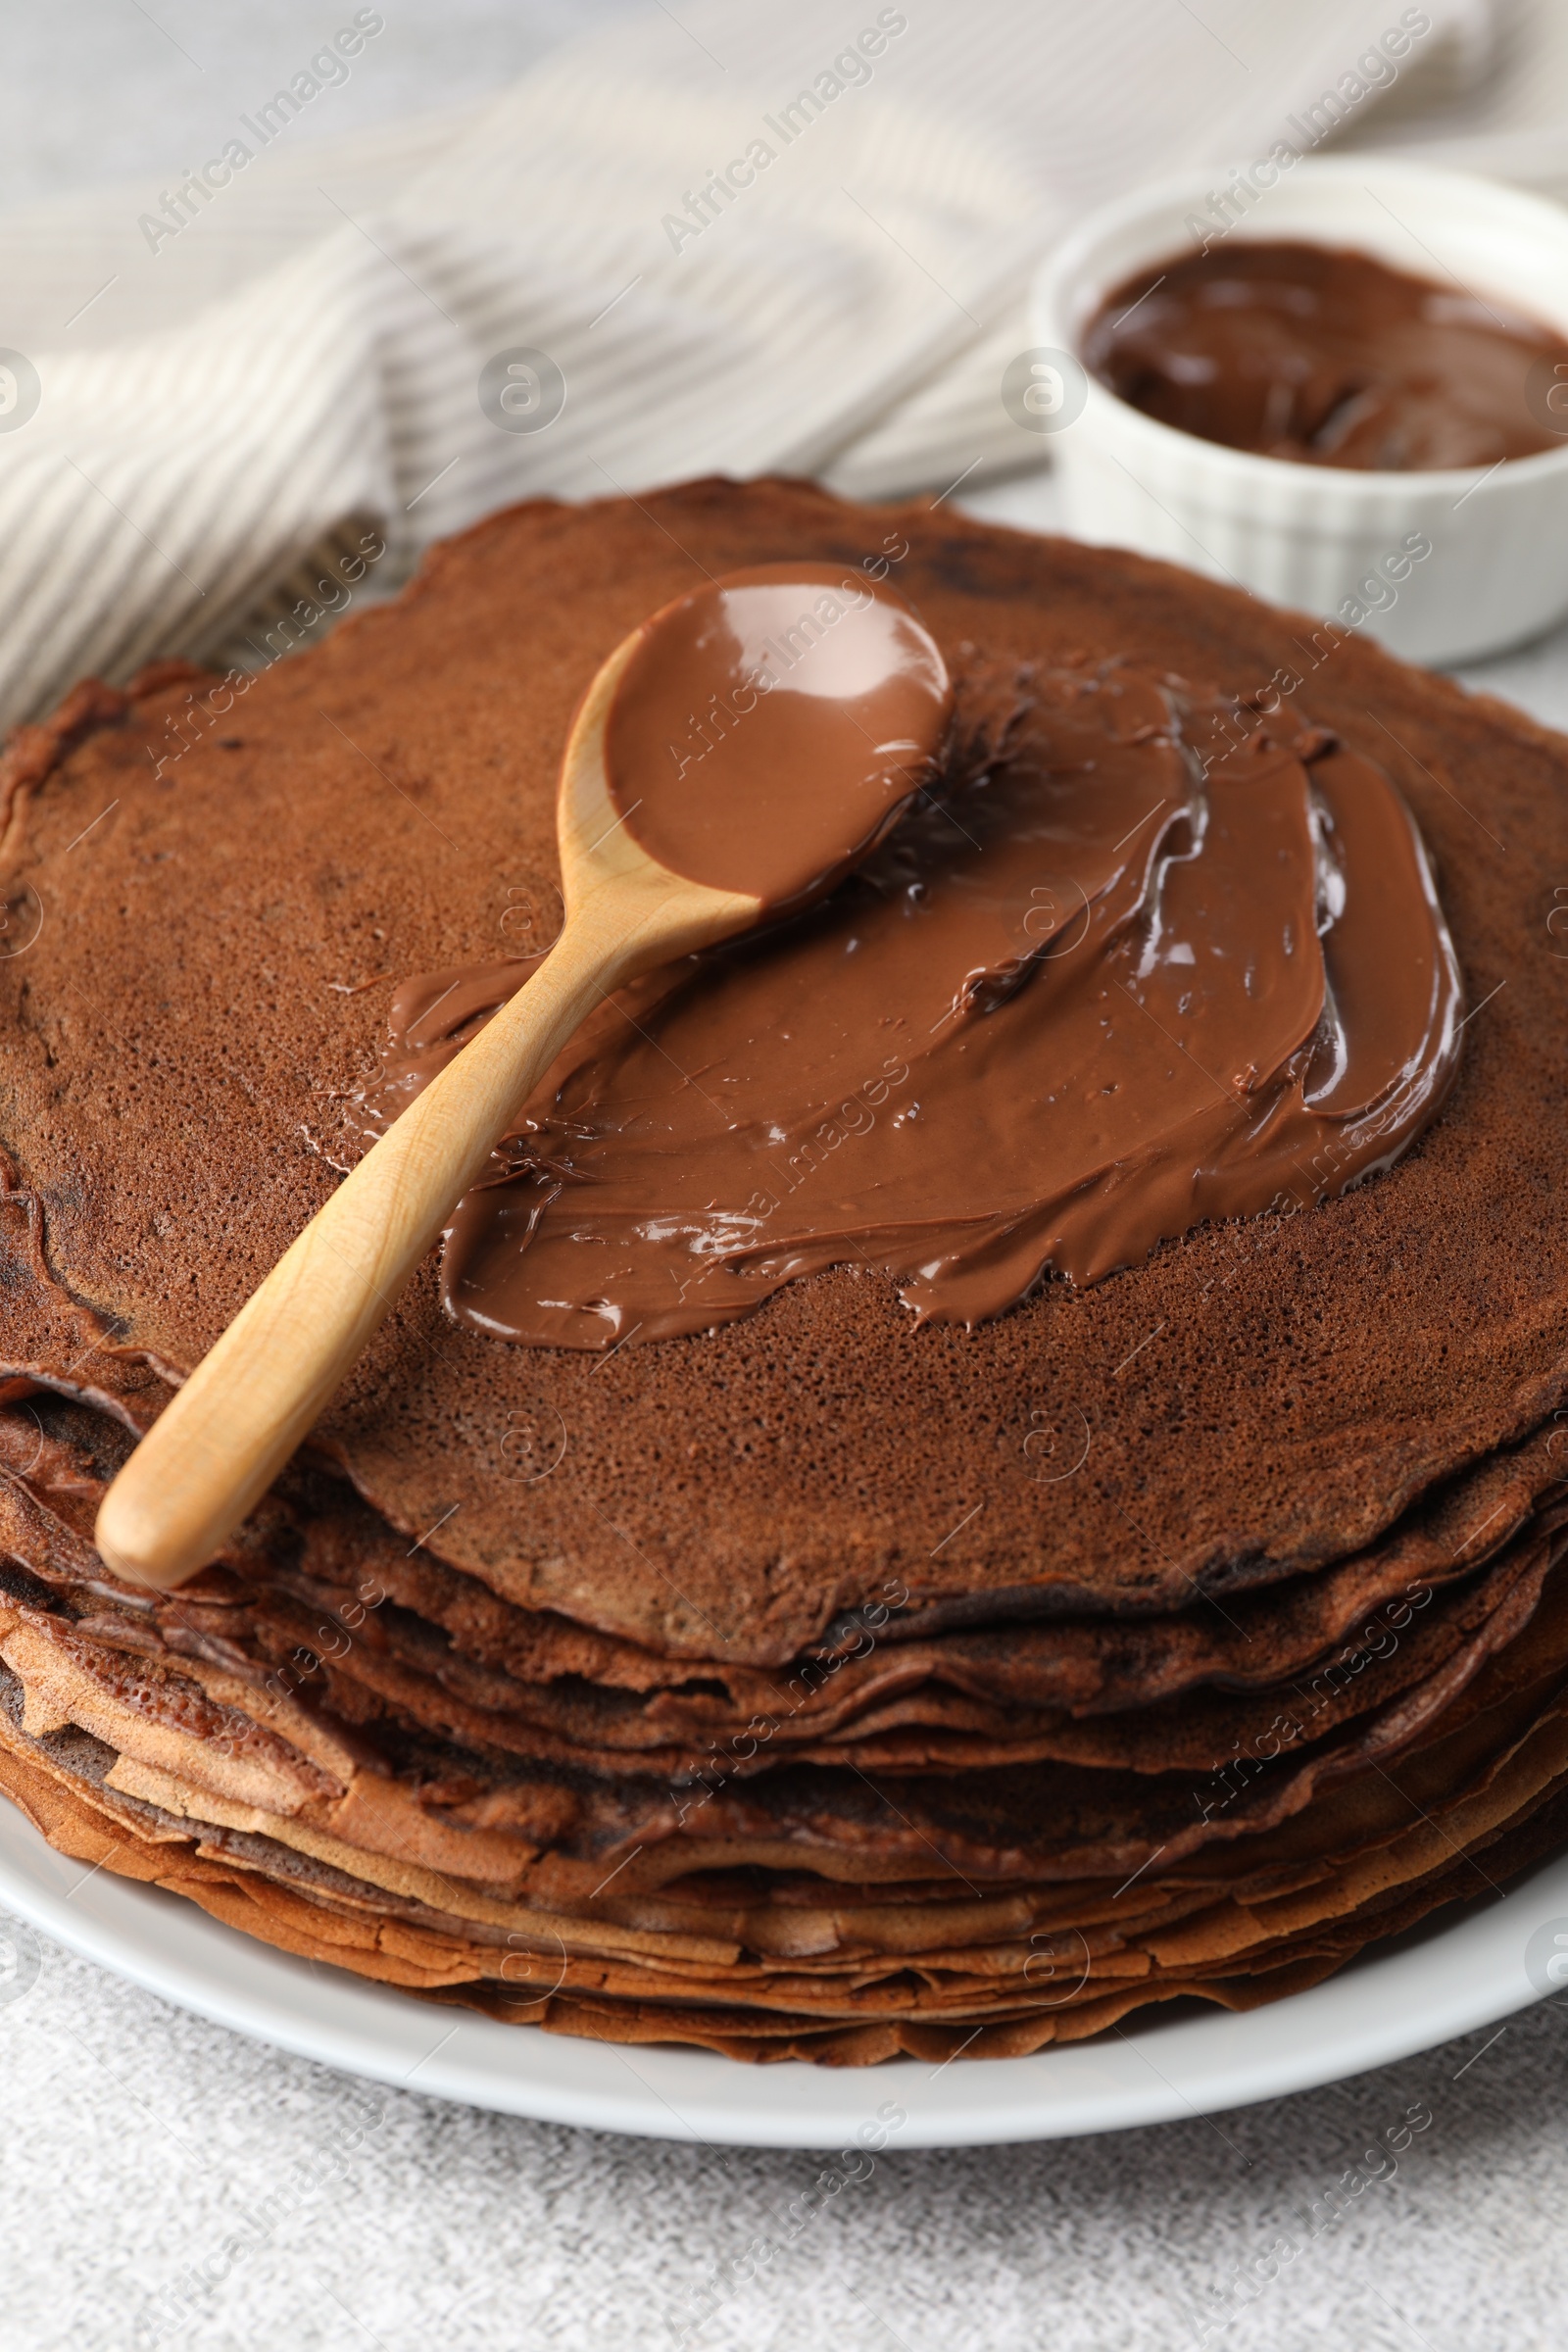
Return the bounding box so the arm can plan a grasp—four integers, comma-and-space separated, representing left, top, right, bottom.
95, 909, 621, 1592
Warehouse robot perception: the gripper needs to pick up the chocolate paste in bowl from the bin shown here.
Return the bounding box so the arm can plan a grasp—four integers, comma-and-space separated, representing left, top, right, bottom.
1083, 239, 1567, 469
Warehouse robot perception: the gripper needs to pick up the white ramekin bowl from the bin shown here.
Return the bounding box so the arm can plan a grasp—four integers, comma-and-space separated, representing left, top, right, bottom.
1032, 158, 1568, 664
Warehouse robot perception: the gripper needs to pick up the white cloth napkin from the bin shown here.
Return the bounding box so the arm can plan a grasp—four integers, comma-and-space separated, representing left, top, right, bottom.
0, 0, 1504, 727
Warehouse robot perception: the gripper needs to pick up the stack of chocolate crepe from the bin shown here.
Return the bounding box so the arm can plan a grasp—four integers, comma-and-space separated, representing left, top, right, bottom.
0, 479, 1565, 2064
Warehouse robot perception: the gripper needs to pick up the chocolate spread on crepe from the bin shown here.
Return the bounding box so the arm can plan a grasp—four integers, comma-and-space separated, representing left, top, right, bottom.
602, 563, 952, 911
358, 666, 1460, 1347
1084, 239, 1568, 469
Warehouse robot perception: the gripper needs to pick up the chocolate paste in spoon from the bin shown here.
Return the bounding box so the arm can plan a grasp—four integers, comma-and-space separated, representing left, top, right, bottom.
601, 563, 953, 910
1084, 239, 1568, 469
349, 661, 1462, 1348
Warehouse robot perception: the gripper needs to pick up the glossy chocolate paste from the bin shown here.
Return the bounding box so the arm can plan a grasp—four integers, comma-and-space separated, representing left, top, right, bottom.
1083, 239, 1567, 469
351, 661, 1462, 1348
602, 563, 952, 911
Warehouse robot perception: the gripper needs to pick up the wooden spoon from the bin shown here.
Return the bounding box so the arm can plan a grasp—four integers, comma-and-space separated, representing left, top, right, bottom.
94, 566, 951, 1591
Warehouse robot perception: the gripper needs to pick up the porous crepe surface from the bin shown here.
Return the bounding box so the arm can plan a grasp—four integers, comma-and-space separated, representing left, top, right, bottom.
0, 484, 1566, 1661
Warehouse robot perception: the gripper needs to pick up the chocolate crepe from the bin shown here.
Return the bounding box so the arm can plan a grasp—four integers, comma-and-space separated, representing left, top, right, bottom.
1, 480, 1566, 2060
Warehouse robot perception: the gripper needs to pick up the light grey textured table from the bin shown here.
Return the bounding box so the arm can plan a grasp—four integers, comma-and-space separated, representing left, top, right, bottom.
1, 8, 1565, 2347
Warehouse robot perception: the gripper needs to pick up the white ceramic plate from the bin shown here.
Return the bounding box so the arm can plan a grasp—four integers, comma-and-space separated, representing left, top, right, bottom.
0, 1796, 1559, 2146
7, 475, 1561, 2146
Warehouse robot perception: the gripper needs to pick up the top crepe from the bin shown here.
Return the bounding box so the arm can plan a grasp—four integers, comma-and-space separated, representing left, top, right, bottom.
0, 480, 1563, 1662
